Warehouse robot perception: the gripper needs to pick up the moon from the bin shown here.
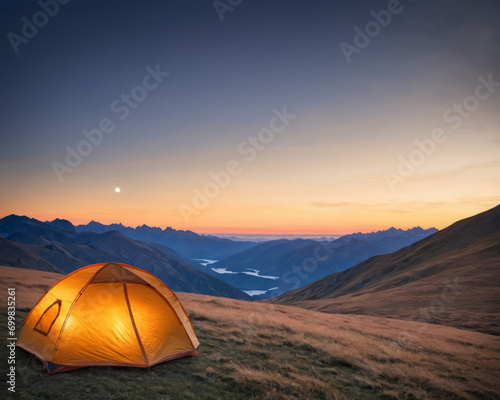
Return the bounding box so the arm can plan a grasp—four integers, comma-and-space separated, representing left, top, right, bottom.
115, 187, 121, 193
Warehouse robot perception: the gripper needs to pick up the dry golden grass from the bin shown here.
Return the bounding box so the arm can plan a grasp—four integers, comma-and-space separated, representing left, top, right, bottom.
179, 292, 500, 399
272, 256, 500, 335
270, 218, 500, 336
3, 265, 500, 399
0, 265, 63, 309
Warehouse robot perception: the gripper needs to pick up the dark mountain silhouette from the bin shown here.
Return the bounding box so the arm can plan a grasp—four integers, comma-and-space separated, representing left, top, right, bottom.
0, 215, 250, 300
269, 205, 500, 334
75, 220, 257, 259
0, 237, 63, 273
0, 214, 75, 244
207, 228, 438, 299
212, 238, 318, 273
202, 237, 386, 299
342, 226, 438, 252
139, 240, 204, 268
0, 214, 441, 301
46, 218, 78, 234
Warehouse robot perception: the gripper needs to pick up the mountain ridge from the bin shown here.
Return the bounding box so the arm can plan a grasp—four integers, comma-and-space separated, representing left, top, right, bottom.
0, 215, 250, 300
74, 220, 258, 259
206, 227, 438, 299
0, 237, 63, 273
269, 204, 500, 334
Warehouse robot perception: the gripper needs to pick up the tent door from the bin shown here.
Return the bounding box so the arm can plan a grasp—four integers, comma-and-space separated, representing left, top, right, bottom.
33, 300, 61, 336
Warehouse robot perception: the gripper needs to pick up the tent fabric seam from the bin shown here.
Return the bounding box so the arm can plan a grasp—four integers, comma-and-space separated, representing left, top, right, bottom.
51, 262, 112, 363
123, 281, 150, 367
16, 262, 200, 373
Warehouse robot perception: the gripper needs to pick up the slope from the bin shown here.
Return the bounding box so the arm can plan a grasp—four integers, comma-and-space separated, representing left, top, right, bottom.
0, 237, 63, 273
206, 237, 388, 299
210, 239, 319, 273
0, 215, 250, 300
270, 205, 500, 334
2, 265, 500, 399
342, 226, 438, 252
75, 220, 257, 259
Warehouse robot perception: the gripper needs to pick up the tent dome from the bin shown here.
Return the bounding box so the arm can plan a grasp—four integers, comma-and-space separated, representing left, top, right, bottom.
17, 262, 199, 373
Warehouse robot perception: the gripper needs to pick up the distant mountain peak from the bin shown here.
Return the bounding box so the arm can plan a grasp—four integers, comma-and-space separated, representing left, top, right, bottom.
87, 220, 104, 226
0, 215, 252, 300
335, 226, 438, 255
72, 219, 257, 259
269, 204, 500, 334
47, 218, 76, 234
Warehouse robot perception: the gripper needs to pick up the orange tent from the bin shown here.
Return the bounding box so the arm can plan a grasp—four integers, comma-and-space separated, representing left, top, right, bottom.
17, 262, 199, 373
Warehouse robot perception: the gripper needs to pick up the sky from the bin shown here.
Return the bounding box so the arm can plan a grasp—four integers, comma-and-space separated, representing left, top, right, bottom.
1, 0, 499, 235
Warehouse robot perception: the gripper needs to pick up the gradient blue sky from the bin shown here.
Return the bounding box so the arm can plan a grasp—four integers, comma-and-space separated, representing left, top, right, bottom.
1, 0, 499, 233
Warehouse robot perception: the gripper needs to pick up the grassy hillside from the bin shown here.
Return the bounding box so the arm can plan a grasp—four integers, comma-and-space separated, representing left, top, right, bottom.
270, 205, 500, 335
0, 238, 63, 273
2, 266, 500, 399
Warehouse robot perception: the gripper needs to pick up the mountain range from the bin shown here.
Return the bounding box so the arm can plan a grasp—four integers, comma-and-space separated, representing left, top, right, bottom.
201, 227, 437, 298
269, 204, 500, 335
73, 220, 256, 259
0, 214, 439, 300
341, 226, 438, 252
1, 205, 499, 398
0, 215, 250, 300
0, 237, 63, 273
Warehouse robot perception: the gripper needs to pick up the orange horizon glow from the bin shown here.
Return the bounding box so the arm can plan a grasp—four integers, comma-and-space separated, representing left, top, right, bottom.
2, 1, 499, 247
1, 95, 498, 235
2, 200, 497, 236
0, 211, 438, 235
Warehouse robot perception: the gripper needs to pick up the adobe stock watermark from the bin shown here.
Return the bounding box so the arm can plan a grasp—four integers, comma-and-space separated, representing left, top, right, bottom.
375, 277, 465, 379
385, 73, 500, 192
280, 241, 336, 293
339, 0, 410, 64
178, 107, 296, 223
408, 277, 465, 334
7, 0, 71, 55
213, 0, 243, 22
52, 64, 169, 182
6, 288, 17, 393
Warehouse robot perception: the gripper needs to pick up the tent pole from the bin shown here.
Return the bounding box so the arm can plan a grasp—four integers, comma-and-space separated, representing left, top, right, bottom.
21, 353, 34, 372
